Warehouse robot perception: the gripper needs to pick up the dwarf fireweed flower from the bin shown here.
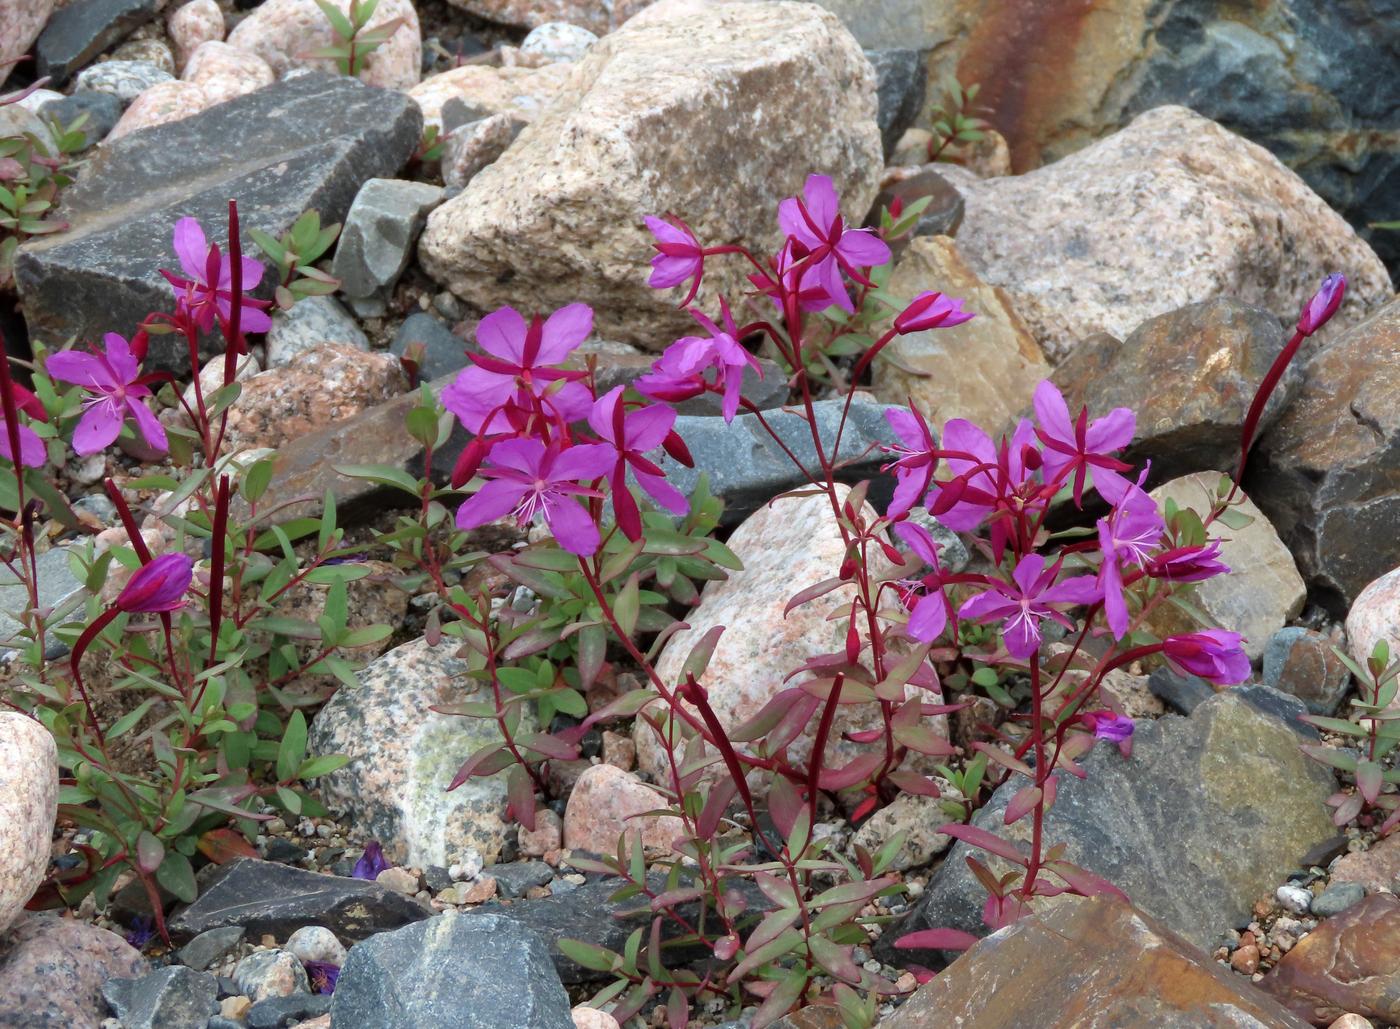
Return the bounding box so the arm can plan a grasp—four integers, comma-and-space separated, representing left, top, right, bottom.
116, 553, 194, 614
0, 414, 45, 467
776, 173, 890, 313
1162, 629, 1250, 685
1085, 711, 1134, 743
455, 437, 614, 556
442, 304, 594, 435
959, 553, 1099, 660
933, 418, 1047, 560
881, 407, 939, 518
305, 960, 340, 994
645, 215, 705, 307
352, 840, 388, 880
1297, 273, 1346, 336
46, 333, 168, 456
587, 386, 688, 542
892, 521, 950, 643
160, 217, 271, 334
1146, 540, 1229, 583
637, 301, 761, 423
894, 291, 975, 334
1033, 380, 1135, 507
1095, 485, 1165, 639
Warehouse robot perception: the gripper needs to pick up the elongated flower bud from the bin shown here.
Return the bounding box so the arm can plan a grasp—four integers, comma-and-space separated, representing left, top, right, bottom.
116, 553, 194, 614
1297, 273, 1346, 336
894, 291, 975, 334
662, 429, 694, 467
450, 435, 491, 489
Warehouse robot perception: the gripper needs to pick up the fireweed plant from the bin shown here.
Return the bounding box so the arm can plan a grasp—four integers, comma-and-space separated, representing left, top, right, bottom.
0, 203, 382, 940
347, 164, 1346, 1024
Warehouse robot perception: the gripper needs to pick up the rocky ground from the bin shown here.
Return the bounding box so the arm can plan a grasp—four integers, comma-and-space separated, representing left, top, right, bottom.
0, 1, 1399, 1028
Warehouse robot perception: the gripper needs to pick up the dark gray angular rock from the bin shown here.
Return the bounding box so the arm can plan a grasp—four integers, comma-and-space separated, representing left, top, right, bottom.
1312, 881, 1366, 919
167, 858, 431, 943
330, 912, 573, 1028
100, 965, 219, 1029
39, 91, 123, 148
489, 860, 553, 898
1147, 665, 1215, 715
866, 48, 926, 158
15, 73, 422, 371
879, 689, 1338, 967
247, 992, 333, 1029
175, 926, 245, 972
34, 0, 158, 86
1262, 627, 1351, 717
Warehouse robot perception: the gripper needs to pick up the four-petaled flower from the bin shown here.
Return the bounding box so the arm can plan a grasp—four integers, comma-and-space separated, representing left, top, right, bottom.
881, 406, 939, 518
1162, 629, 1250, 685
116, 553, 194, 614
161, 217, 271, 334
893, 521, 951, 643
776, 174, 891, 313
455, 438, 614, 556
588, 386, 689, 541
644, 215, 705, 307
305, 960, 340, 995
933, 418, 1045, 561
1095, 485, 1165, 639
443, 304, 594, 436
46, 333, 168, 456
636, 301, 761, 423
959, 553, 1100, 660
1033, 380, 1135, 507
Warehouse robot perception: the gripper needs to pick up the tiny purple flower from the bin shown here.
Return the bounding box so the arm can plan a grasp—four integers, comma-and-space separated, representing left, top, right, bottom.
636, 301, 760, 423
1162, 629, 1251, 685
1032, 380, 1135, 507
352, 840, 388, 880
959, 553, 1100, 660
1297, 273, 1346, 336
160, 217, 271, 334
45, 333, 168, 456
116, 553, 194, 614
1086, 711, 1134, 743
1146, 540, 1229, 583
777, 174, 891, 313
304, 960, 340, 994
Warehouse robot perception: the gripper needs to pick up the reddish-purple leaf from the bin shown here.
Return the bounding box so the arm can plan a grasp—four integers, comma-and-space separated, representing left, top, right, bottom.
1044, 860, 1128, 902
1358, 760, 1384, 804
767, 776, 803, 840
940, 823, 1029, 865
817, 751, 883, 791
1003, 786, 1042, 826
507, 763, 536, 831
893, 928, 980, 951
887, 770, 942, 798
516, 731, 578, 761
784, 577, 846, 617
448, 744, 510, 790
682, 624, 726, 682
696, 775, 738, 839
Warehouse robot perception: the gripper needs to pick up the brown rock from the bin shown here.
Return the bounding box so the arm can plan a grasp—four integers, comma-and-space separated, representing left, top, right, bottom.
1232, 943, 1261, 974
1331, 835, 1400, 895
870, 166, 965, 247
881, 895, 1308, 1028
600, 730, 635, 771
443, 0, 649, 33
872, 235, 1049, 432
419, 1, 882, 350
517, 808, 563, 858
563, 763, 683, 858
0, 914, 147, 1028
1263, 894, 1400, 1025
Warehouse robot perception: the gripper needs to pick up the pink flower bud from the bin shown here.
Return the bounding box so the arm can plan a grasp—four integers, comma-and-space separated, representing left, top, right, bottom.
1297, 273, 1345, 336
450, 435, 491, 489
894, 291, 975, 334
116, 553, 194, 614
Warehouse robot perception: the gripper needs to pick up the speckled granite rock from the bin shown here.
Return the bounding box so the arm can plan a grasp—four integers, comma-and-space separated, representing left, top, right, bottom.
1251, 299, 1400, 613
227, 0, 420, 89
872, 234, 1049, 432
420, 1, 882, 350
308, 637, 526, 866
265, 296, 370, 368
520, 21, 597, 62
950, 106, 1391, 362
1348, 563, 1400, 680
0, 0, 53, 75
74, 59, 172, 103
107, 79, 210, 139
562, 764, 683, 858
1145, 473, 1305, 661
882, 689, 1338, 966
442, 0, 650, 33
882, 895, 1310, 1029
1263, 894, 1400, 1025
167, 0, 223, 73
0, 714, 56, 933
1330, 833, 1400, 895
848, 793, 952, 872
181, 40, 274, 107
407, 63, 574, 135
0, 914, 147, 1029
234, 948, 309, 1002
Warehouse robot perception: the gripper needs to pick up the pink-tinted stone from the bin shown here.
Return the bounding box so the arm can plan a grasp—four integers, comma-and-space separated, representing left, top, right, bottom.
107, 80, 211, 140
182, 41, 273, 106
167, 0, 225, 73
407, 63, 574, 135
0, 914, 147, 1027
518, 808, 563, 858
0, 0, 53, 72
563, 763, 683, 858
571, 1007, 621, 1029
0, 714, 56, 932
227, 0, 421, 90
1331, 834, 1400, 895
1263, 894, 1400, 1025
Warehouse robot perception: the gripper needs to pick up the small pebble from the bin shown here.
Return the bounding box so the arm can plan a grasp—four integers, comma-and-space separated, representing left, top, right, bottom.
1313, 881, 1366, 918
376, 867, 419, 895
221, 995, 252, 1020
284, 926, 346, 966
1230, 943, 1260, 974
1276, 885, 1313, 914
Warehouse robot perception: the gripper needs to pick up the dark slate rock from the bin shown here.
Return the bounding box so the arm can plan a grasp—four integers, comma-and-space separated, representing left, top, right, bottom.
167, 858, 431, 943
34, 0, 158, 86
261, 836, 309, 865
867, 167, 964, 250
1147, 665, 1215, 715
1262, 627, 1350, 716
15, 73, 422, 371
866, 48, 926, 158
390, 312, 466, 383
246, 992, 333, 1029
489, 860, 553, 898
879, 689, 1338, 967
0, 545, 83, 647
175, 926, 245, 972
208, 1020, 244, 1029
100, 966, 219, 1029
1312, 881, 1366, 918
423, 866, 453, 894
329, 912, 573, 1028
39, 91, 122, 148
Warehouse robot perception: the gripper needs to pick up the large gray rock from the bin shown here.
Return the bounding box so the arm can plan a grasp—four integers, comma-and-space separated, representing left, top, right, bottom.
15, 73, 421, 371
420, 1, 882, 349
34, 0, 158, 85
0, 546, 84, 647
881, 688, 1338, 966
330, 912, 574, 1028
867, 48, 926, 158
0, 914, 146, 1029
100, 966, 219, 1029
264, 295, 370, 369
331, 178, 443, 316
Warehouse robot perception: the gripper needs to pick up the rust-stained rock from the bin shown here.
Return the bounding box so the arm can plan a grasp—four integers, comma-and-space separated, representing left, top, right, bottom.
882, 895, 1310, 1028
1330, 834, 1400, 896
1263, 894, 1400, 1025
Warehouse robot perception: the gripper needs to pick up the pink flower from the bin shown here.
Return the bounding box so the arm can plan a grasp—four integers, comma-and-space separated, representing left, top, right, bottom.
932, 418, 1045, 560
442, 304, 594, 435
644, 215, 704, 306
1095, 485, 1164, 639
881, 406, 939, 517
1297, 274, 1345, 336
45, 333, 167, 455
1032, 380, 1135, 507
455, 438, 614, 556
894, 291, 975, 334
116, 553, 193, 613
636, 302, 760, 423
1146, 540, 1229, 583
959, 553, 1100, 660
160, 217, 271, 334
1162, 629, 1250, 685
1085, 711, 1134, 742
0, 390, 46, 468
588, 386, 688, 541
893, 521, 951, 643
777, 174, 891, 313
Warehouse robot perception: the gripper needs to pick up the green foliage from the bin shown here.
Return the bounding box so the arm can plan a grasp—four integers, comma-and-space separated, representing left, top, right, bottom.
926, 78, 992, 163
0, 112, 86, 286
311, 0, 406, 78
247, 209, 341, 310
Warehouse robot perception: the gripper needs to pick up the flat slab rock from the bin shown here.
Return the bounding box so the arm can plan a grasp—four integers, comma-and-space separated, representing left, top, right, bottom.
15, 73, 421, 370
167, 858, 431, 943
881, 687, 1337, 966
880, 895, 1310, 1029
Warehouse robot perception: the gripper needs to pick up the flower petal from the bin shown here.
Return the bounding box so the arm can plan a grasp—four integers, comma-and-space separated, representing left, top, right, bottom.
44, 350, 110, 389
70, 400, 123, 455
538, 303, 593, 365
456, 478, 527, 530
172, 217, 209, 281
543, 495, 600, 556
126, 397, 168, 454
475, 307, 529, 363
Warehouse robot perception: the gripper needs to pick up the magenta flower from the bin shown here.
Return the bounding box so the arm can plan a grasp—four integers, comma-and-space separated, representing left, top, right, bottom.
777, 174, 891, 313
933, 419, 1044, 557
1162, 629, 1250, 685
1146, 540, 1229, 583
161, 217, 271, 334
895, 291, 975, 334
1032, 380, 1135, 507
881, 406, 939, 517
644, 215, 704, 307
1297, 273, 1346, 336
304, 960, 340, 995
0, 417, 46, 468
959, 553, 1100, 660
636, 302, 761, 423
455, 438, 614, 556
1085, 711, 1134, 743
1095, 485, 1165, 639
588, 386, 688, 542
116, 553, 194, 614
893, 521, 951, 643
352, 841, 388, 880
443, 304, 594, 436
46, 333, 168, 456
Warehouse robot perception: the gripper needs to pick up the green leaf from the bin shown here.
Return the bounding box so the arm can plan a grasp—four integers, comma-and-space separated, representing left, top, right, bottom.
314, 0, 355, 38
136, 831, 164, 874
277, 710, 309, 782
556, 938, 620, 973
614, 573, 640, 638
156, 850, 197, 903
334, 463, 423, 496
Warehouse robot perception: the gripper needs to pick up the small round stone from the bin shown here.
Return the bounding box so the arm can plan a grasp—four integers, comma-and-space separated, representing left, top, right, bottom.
519, 22, 597, 63
1312, 880, 1366, 918
1276, 884, 1313, 915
